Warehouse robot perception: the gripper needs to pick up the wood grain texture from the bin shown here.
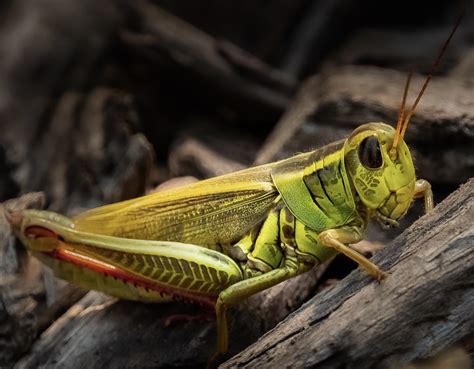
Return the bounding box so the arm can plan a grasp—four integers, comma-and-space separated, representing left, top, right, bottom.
122, 0, 296, 122
222, 179, 474, 369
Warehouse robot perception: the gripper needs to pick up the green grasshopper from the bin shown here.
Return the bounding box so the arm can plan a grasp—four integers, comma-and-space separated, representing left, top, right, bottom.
8, 17, 460, 365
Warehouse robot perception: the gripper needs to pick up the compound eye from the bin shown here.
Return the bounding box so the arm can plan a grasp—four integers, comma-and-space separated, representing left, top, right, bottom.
358, 136, 383, 169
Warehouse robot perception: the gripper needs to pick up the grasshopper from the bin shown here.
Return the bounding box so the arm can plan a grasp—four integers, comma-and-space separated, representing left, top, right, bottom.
8, 16, 461, 365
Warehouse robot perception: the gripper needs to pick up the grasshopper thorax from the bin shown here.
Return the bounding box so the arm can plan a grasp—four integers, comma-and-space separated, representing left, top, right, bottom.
344, 122, 416, 224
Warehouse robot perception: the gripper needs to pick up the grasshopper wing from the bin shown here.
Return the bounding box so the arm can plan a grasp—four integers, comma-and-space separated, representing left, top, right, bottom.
73, 165, 280, 246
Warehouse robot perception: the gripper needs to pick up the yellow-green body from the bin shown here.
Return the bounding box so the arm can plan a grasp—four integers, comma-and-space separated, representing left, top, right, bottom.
11, 122, 433, 362
69, 138, 355, 277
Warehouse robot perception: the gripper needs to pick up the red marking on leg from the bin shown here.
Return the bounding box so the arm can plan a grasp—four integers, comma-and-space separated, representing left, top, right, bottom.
25, 226, 58, 239
49, 244, 216, 308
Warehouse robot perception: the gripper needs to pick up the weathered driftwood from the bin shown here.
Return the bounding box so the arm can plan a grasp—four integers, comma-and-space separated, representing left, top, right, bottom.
222, 179, 474, 369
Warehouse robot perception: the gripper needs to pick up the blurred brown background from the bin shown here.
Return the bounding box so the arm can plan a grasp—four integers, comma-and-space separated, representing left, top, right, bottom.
0, 0, 472, 368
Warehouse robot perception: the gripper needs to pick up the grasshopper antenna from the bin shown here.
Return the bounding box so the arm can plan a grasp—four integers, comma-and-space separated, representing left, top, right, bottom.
391, 71, 412, 156
392, 12, 464, 152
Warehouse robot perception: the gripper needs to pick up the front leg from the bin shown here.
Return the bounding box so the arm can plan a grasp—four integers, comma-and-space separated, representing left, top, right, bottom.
319, 226, 387, 282
414, 179, 434, 213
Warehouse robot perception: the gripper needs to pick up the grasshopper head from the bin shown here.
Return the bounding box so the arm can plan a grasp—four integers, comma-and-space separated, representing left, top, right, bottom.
343, 16, 462, 225
344, 122, 416, 225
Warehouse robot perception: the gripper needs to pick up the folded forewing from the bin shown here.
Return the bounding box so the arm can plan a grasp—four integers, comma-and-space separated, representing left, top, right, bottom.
73, 165, 279, 245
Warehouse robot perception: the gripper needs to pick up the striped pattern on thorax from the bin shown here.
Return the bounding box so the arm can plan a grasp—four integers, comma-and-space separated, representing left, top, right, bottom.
272, 140, 357, 232
303, 141, 356, 223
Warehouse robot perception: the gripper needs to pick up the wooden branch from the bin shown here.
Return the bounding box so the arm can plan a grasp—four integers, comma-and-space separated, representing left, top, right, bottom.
3, 87, 155, 215
254, 75, 321, 165
169, 137, 246, 178
121, 0, 296, 122
222, 179, 474, 369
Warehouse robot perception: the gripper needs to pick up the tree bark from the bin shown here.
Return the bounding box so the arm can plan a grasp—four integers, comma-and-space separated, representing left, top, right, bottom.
222, 179, 474, 369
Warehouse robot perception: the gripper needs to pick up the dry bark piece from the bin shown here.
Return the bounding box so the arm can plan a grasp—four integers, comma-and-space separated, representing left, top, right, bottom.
222, 179, 474, 369
280, 0, 359, 76
254, 75, 322, 165
158, 1, 307, 63
8, 88, 154, 215
169, 137, 246, 179
167, 121, 260, 179
121, 0, 297, 123
0, 0, 128, 164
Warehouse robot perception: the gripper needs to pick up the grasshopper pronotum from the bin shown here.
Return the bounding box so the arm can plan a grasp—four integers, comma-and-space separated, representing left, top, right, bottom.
8, 15, 461, 365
